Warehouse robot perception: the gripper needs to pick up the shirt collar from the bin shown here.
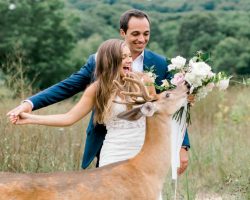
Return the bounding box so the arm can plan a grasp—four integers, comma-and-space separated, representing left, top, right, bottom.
133, 51, 144, 61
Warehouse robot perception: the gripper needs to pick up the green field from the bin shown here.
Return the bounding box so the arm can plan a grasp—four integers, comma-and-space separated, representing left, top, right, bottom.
0, 86, 249, 199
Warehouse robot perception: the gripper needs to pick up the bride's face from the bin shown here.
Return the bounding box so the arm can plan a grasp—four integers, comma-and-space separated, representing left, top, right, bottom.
120, 45, 132, 77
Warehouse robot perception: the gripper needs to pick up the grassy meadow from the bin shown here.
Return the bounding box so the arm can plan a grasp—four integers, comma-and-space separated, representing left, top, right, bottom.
0, 85, 249, 199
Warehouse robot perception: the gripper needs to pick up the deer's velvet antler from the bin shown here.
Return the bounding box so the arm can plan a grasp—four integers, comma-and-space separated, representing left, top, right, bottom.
113, 73, 157, 105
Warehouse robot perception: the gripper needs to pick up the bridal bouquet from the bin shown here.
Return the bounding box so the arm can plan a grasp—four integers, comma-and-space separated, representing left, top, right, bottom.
145, 51, 231, 125
144, 51, 231, 181
169, 51, 231, 125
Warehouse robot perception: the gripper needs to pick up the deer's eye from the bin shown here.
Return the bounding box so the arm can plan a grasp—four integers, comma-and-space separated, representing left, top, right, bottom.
165, 93, 170, 98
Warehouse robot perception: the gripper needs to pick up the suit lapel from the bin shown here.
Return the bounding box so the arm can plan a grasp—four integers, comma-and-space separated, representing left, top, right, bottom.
143, 49, 154, 71
142, 49, 169, 88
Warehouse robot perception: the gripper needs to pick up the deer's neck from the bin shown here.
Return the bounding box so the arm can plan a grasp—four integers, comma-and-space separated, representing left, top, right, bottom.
130, 114, 171, 182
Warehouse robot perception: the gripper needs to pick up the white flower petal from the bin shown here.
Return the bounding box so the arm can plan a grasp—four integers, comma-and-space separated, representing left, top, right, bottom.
170, 56, 186, 70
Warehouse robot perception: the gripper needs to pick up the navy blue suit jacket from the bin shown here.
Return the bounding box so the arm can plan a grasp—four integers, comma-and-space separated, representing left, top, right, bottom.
29, 49, 190, 169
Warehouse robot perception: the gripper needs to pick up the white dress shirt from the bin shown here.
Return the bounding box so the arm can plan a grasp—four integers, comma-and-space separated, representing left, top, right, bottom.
132, 51, 144, 72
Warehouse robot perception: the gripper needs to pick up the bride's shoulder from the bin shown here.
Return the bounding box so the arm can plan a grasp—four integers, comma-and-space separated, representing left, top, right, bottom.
88, 81, 99, 89
84, 81, 98, 96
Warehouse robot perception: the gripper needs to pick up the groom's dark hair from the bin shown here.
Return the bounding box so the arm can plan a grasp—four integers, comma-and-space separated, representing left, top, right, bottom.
120, 9, 150, 33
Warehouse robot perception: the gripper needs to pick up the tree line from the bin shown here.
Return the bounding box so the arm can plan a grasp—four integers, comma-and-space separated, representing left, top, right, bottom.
0, 0, 249, 93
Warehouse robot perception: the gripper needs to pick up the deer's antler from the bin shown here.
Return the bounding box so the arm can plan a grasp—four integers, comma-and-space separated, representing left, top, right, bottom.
113, 73, 157, 105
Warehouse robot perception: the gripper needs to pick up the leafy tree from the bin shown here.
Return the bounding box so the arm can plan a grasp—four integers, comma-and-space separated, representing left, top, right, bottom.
0, 0, 79, 89
213, 37, 250, 75
69, 34, 104, 72
218, 13, 250, 39
176, 13, 221, 57
155, 14, 182, 56
202, 1, 215, 10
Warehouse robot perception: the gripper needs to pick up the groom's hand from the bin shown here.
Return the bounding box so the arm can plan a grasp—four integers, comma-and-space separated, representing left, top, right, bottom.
187, 94, 195, 107
178, 147, 189, 175
7, 102, 32, 124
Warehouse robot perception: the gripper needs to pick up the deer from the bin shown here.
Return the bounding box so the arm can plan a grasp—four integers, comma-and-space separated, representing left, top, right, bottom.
0, 73, 188, 200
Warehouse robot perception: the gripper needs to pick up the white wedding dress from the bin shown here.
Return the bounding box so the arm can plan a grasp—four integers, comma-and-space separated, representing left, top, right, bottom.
99, 99, 146, 167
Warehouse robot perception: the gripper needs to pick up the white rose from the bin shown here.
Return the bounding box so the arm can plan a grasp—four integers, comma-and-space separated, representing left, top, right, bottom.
168, 56, 186, 70
185, 73, 202, 88
190, 62, 212, 78
217, 79, 230, 90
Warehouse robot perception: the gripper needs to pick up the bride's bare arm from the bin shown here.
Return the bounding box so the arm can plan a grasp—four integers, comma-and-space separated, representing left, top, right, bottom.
10, 82, 97, 126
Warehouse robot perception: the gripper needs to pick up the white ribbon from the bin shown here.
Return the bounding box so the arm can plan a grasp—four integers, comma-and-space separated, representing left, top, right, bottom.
170, 101, 188, 180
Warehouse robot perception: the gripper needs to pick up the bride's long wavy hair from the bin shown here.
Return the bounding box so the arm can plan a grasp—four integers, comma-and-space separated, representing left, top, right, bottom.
94, 39, 124, 124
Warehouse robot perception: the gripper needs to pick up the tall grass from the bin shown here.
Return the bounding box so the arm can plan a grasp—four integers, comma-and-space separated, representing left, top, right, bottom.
0, 96, 88, 172
0, 85, 249, 199
2, 50, 36, 99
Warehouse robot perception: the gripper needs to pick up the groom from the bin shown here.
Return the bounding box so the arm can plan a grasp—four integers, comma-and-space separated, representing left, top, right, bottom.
7, 9, 190, 174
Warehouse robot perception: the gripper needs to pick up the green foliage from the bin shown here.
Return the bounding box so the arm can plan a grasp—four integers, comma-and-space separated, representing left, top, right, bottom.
0, 0, 79, 89
213, 37, 250, 74
69, 34, 104, 71
176, 13, 221, 57
77, 4, 121, 40
1, 0, 249, 91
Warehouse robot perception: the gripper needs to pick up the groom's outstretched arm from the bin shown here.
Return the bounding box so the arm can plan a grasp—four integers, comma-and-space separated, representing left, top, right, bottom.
7, 54, 96, 117
30, 54, 96, 110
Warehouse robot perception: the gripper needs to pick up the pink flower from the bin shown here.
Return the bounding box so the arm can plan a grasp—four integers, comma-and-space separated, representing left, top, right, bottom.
171, 73, 185, 86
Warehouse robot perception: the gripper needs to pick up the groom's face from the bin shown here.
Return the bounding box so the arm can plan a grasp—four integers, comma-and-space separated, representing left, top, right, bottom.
120, 16, 150, 58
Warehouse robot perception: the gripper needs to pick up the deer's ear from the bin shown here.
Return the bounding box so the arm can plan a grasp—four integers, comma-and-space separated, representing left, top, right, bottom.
117, 107, 143, 121
140, 102, 157, 117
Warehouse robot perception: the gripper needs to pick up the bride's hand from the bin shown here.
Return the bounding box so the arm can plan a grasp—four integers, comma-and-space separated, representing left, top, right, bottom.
9, 112, 34, 125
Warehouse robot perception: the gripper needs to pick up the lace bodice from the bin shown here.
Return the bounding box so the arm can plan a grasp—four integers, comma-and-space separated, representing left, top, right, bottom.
105, 99, 145, 130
